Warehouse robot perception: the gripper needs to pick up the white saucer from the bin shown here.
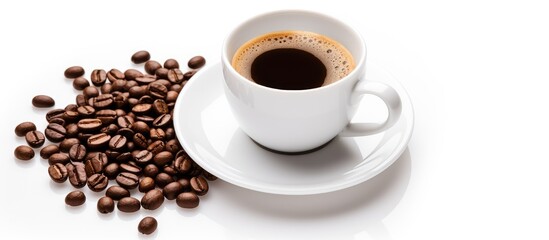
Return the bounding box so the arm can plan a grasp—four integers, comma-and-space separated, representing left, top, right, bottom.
173, 62, 414, 195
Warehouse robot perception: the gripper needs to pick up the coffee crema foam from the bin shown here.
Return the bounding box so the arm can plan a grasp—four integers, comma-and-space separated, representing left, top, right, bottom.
232, 31, 355, 86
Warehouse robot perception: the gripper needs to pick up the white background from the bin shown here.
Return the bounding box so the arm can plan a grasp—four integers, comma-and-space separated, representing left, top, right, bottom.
1, 0, 548, 239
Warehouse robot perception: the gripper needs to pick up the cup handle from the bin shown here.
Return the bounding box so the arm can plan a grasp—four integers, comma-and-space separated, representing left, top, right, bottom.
339, 80, 402, 137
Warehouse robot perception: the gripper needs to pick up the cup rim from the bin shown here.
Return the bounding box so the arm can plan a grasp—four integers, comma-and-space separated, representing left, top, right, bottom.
222, 9, 367, 93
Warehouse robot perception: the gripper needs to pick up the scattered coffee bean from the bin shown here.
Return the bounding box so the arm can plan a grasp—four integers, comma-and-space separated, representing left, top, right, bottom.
167, 69, 184, 84
131, 50, 151, 64
109, 135, 127, 150
65, 190, 86, 206
153, 151, 173, 167
176, 192, 199, 208
119, 163, 142, 175
163, 59, 179, 69
163, 182, 183, 200
14, 145, 34, 160
105, 186, 130, 200
77, 118, 103, 132
143, 164, 160, 178
64, 66, 85, 78
48, 163, 68, 183
91, 69, 107, 86
190, 176, 209, 196
116, 172, 139, 189
183, 70, 197, 80
66, 162, 87, 188
155, 172, 174, 188
73, 77, 90, 90
104, 162, 119, 179
144, 60, 162, 75
141, 189, 164, 210
87, 133, 111, 148
59, 138, 80, 152
40, 144, 60, 159
15, 122, 36, 136
138, 216, 157, 235
87, 173, 109, 192
138, 177, 155, 193
85, 157, 103, 177
83, 86, 99, 98
45, 123, 66, 142
68, 144, 87, 162
48, 152, 70, 165
25, 130, 45, 148
97, 196, 115, 214
124, 69, 143, 80
178, 178, 191, 192
117, 197, 141, 212
188, 56, 206, 69
32, 95, 55, 108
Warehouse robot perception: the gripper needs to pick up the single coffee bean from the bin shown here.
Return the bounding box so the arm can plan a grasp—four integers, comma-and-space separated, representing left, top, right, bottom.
163, 58, 179, 69
117, 127, 135, 140
141, 189, 164, 210
155, 172, 174, 188
48, 118, 65, 127
117, 197, 141, 212
109, 135, 127, 150
134, 150, 153, 164
87, 133, 111, 148
106, 150, 121, 162
152, 114, 171, 128
15, 122, 36, 137
14, 145, 34, 160
190, 176, 209, 196
64, 124, 78, 138
104, 163, 119, 179
40, 144, 60, 159
148, 82, 168, 99
174, 155, 192, 173
93, 93, 114, 108
106, 186, 130, 200
170, 83, 183, 93
65, 104, 78, 111
154, 79, 172, 89
111, 79, 127, 92
135, 75, 156, 85
178, 178, 191, 192
165, 139, 180, 153
84, 157, 103, 177
116, 172, 139, 189
176, 192, 199, 208
163, 181, 183, 200
155, 68, 169, 78
83, 86, 99, 98
138, 217, 157, 235
115, 108, 127, 117
32, 95, 55, 108
75, 94, 87, 106
132, 133, 147, 149
143, 164, 160, 178
117, 115, 134, 128
107, 68, 125, 82
48, 153, 70, 165
64, 66, 85, 78
132, 121, 150, 135
59, 138, 79, 152
101, 82, 112, 94
45, 123, 66, 142
188, 56, 206, 69
151, 99, 169, 115
73, 77, 90, 90
183, 70, 197, 80
166, 91, 179, 103
138, 177, 155, 193
124, 69, 143, 80
163, 165, 177, 176
25, 130, 45, 148
77, 118, 102, 132
87, 173, 109, 192
97, 196, 115, 214
147, 140, 165, 155
167, 68, 184, 84
144, 60, 162, 75
119, 163, 142, 174
150, 128, 165, 141
65, 190, 86, 206
77, 132, 93, 143
48, 163, 68, 183
131, 50, 151, 64
46, 109, 65, 122
76, 106, 95, 118
67, 162, 87, 188
165, 128, 175, 140
153, 151, 173, 167
96, 109, 117, 125
126, 141, 135, 151
132, 103, 152, 114
69, 144, 87, 162
61, 110, 79, 123
116, 152, 133, 163
138, 95, 154, 104
90, 69, 107, 86
128, 86, 147, 98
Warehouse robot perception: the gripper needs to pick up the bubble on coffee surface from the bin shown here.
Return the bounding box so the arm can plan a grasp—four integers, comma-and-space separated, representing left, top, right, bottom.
232, 31, 355, 86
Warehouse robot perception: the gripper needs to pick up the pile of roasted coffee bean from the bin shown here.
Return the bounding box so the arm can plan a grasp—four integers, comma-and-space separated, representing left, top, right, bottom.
13, 50, 214, 235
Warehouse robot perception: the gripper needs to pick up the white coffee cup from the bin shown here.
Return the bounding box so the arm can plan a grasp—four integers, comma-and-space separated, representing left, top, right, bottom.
222, 10, 402, 153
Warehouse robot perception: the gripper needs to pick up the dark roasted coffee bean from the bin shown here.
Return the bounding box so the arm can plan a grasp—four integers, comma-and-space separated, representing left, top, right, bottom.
117, 197, 141, 212
148, 82, 168, 99
76, 106, 95, 117
126, 141, 135, 151
85, 157, 103, 177
106, 186, 130, 200
65, 190, 86, 206
178, 178, 191, 192
25, 130, 45, 148
116, 172, 139, 189
133, 133, 148, 149
105, 150, 121, 161
87, 133, 111, 148
155, 172, 174, 188
147, 140, 165, 155
119, 163, 141, 174
116, 127, 135, 140
188, 56, 206, 69
64, 66, 85, 78
134, 150, 153, 164
83, 86, 100, 98
73, 77, 90, 90
66, 162, 87, 188
187, 162, 203, 177
48, 153, 70, 165
174, 155, 192, 173
163, 165, 177, 175
202, 170, 218, 181
152, 99, 169, 115
124, 80, 138, 91
32, 95, 55, 108
166, 91, 179, 103
76, 94, 87, 106
78, 132, 93, 143
153, 151, 173, 167
49, 117, 66, 125
97, 196, 115, 214
131, 50, 151, 64
40, 144, 59, 159
138, 96, 153, 105
150, 128, 165, 141
77, 119, 103, 133
155, 79, 172, 88
132, 121, 150, 135
144, 60, 162, 75
165, 128, 175, 140
59, 138, 80, 152
163, 181, 183, 200
155, 67, 169, 79
45, 123, 66, 142
96, 152, 109, 166
116, 152, 132, 162
138, 177, 155, 193
93, 94, 114, 108
165, 139, 180, 153
111, 79, 127, 92
69, 144, 86, 162
46, 109, 65, 122
129, 86, 147, 98
163, 58, 179, 69
101, 82, 112, 93
176, 192, 199, 208
107, 68, 125, 82
48, 163, 68, 183
138, 217, 157, 235
152, 114, 171, 128
96, 109, 117, 125
115, 109, 127, 117
135, 75, 156, 85
104, 163, 119, 179
90, 69, 107, 86
65, 124, 78, 138
124, 69, 143, 80
117, 115, 134, 129
65, 104, 78, 111
109, 135, 127, 150
190, 176, 209, 196
167, 68, 184, 84
183, 70, 197, 80
143, 164, 160, 178
132, 103, 151, 114
62, 110, 79, 122
15, 122, 36, 137
87, 173, 108, 192
14, 145, 34, 160
170, 83, 183, 93
141, 189, 164, 210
